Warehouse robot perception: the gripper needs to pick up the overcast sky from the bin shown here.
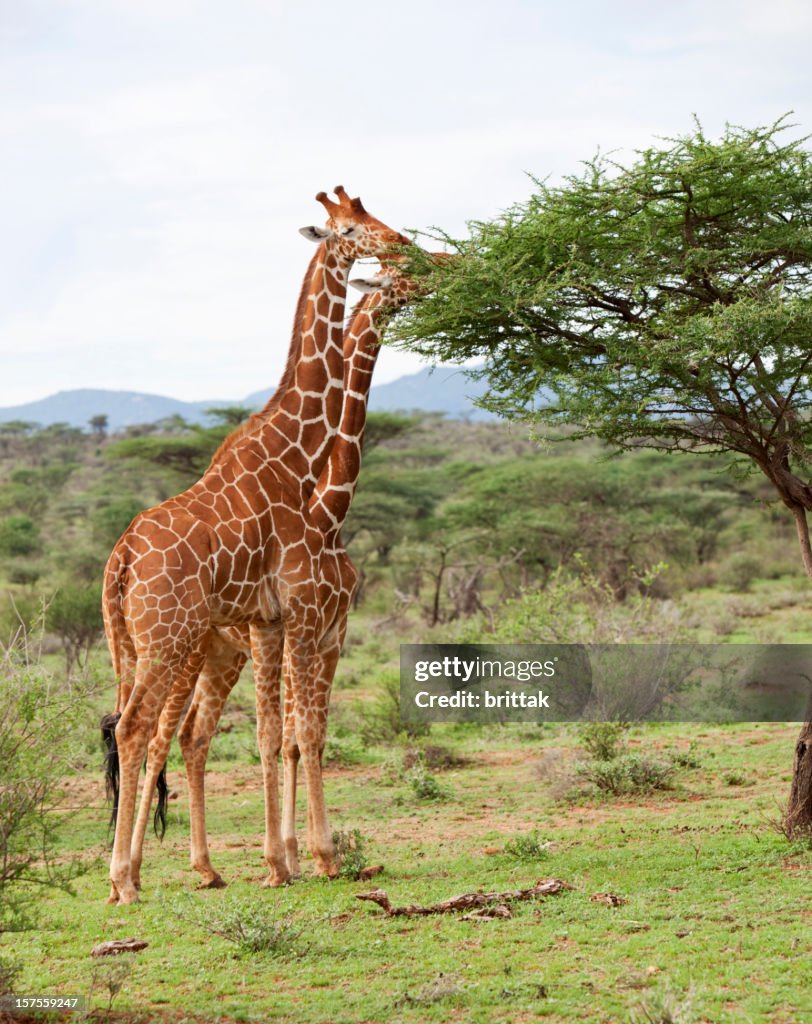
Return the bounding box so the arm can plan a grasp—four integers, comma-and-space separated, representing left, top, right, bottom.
1, 0, 810, 407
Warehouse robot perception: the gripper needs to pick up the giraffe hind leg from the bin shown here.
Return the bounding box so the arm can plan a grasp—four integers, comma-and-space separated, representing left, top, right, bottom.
109, 644, 206, 904
179, 633, 247, 888
130, 671, 198, 889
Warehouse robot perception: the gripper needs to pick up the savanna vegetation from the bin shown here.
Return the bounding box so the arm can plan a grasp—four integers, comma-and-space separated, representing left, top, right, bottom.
1, 406, 811, 1022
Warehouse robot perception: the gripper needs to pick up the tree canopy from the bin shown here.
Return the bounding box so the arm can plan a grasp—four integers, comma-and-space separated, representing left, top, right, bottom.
393, 118, 812, 575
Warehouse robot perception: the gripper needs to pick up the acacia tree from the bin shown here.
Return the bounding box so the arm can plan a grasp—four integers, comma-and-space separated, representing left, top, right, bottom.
392, 117, 812, 833
89, 414, 109, 440
46, 583, 104, 674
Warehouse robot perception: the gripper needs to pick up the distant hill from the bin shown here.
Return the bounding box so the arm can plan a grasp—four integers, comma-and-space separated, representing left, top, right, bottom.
0, 365, 495, 431
0, 389, 218, 431
376, 364, 494, 419
245, 364, 494, 421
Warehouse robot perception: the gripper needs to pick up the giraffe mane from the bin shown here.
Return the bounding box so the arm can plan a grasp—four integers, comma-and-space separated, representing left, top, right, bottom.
348, 291, 375, 320
207, 248, 322, 468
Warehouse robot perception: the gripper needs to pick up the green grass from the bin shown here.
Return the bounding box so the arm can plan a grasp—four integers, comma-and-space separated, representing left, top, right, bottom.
6, 720, 812, 1023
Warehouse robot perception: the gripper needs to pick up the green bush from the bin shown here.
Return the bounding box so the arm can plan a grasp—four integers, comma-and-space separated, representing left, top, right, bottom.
0, 627, 91, 933
359, 672, 430, 746
668, 743, 703, 769
719, 552, 762, 592
5, 561, 44, 588
630, 981, 697, 1024
724, 771, 747, 787
575, 753, 676, 796
89, 959, 134, 1015
91, 497, 144, 549
0, 594, 41, 647
0, 952, 21, 996
0, 514, 40, 557
503, 830, 551, 861
171, 895, 303, 956
403, 744, 466, 771
405, 756, 446, 801
579, 721, 628, 761
46, 582, 104, 672
323, 735, 365, 767
332, 828, 369, 880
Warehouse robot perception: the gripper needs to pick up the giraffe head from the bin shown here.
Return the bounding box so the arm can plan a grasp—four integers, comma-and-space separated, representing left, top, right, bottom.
299, 185, 409, 261
349, 252, 451, 309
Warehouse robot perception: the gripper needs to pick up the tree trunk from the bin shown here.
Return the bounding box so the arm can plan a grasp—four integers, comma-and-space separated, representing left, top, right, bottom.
785, 718, 812, 837
791, 504, 812, 581
785, 505, 812, 837
429, 552, 448, 627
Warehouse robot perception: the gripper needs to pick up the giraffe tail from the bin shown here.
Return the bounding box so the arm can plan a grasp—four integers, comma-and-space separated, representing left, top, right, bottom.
154, 765, 168, 839
100, 711, 121, 829
101, 544, 127, 693
100, 544, 128, 830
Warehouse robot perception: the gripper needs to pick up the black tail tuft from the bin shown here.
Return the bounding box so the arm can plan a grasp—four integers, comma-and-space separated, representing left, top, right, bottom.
100, 711, 122, 830
154, 765, 168, 840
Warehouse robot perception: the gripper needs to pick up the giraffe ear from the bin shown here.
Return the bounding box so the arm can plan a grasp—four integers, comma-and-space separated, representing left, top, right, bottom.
350, 275, 392, 293
299, 225, 333, 242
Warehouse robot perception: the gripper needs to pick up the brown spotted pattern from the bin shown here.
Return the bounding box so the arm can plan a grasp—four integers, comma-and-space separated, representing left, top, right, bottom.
103, 188, 409, 904
129, 266, 421, 889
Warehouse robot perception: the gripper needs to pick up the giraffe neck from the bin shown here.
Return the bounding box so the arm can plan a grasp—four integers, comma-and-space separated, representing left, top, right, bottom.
207, 245, 351, 504
308, 293, 385, 536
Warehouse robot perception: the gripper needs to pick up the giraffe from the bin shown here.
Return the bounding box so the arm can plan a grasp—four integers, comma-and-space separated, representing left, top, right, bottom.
128, 263, 422, 889
101, 187, 409, 904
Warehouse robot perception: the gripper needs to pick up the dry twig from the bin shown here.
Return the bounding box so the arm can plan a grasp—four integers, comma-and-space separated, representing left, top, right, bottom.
356, 878, 571, 917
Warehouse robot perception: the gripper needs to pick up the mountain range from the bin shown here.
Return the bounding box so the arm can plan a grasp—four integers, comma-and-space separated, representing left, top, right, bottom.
0, 365, 495, 432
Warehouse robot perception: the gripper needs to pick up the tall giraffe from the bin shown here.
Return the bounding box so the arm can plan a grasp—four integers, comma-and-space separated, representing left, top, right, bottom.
129, 265, 422, 889
102, 188, 408, 904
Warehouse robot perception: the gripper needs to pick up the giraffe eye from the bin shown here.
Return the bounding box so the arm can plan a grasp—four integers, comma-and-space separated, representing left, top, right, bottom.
341, 226, 357, 237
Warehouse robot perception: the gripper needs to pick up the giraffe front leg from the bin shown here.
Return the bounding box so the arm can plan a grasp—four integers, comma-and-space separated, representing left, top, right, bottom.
288, 641, 340, 879
250, 623, 288, 888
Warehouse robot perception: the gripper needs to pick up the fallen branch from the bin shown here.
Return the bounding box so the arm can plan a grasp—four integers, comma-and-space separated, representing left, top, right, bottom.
461, 903, 512, 921
590, 892, 627, 907
90, 938, 148, 957
356, 878, 572, 918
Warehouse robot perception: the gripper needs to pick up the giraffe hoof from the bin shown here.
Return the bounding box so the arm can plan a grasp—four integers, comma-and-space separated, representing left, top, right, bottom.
262, 870, 291, 888
198, 874, 227, 890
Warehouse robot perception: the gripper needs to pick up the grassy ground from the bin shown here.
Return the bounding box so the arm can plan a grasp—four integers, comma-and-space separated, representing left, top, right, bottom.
4, 580, 812, 1023
7, 714, 812, 1024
